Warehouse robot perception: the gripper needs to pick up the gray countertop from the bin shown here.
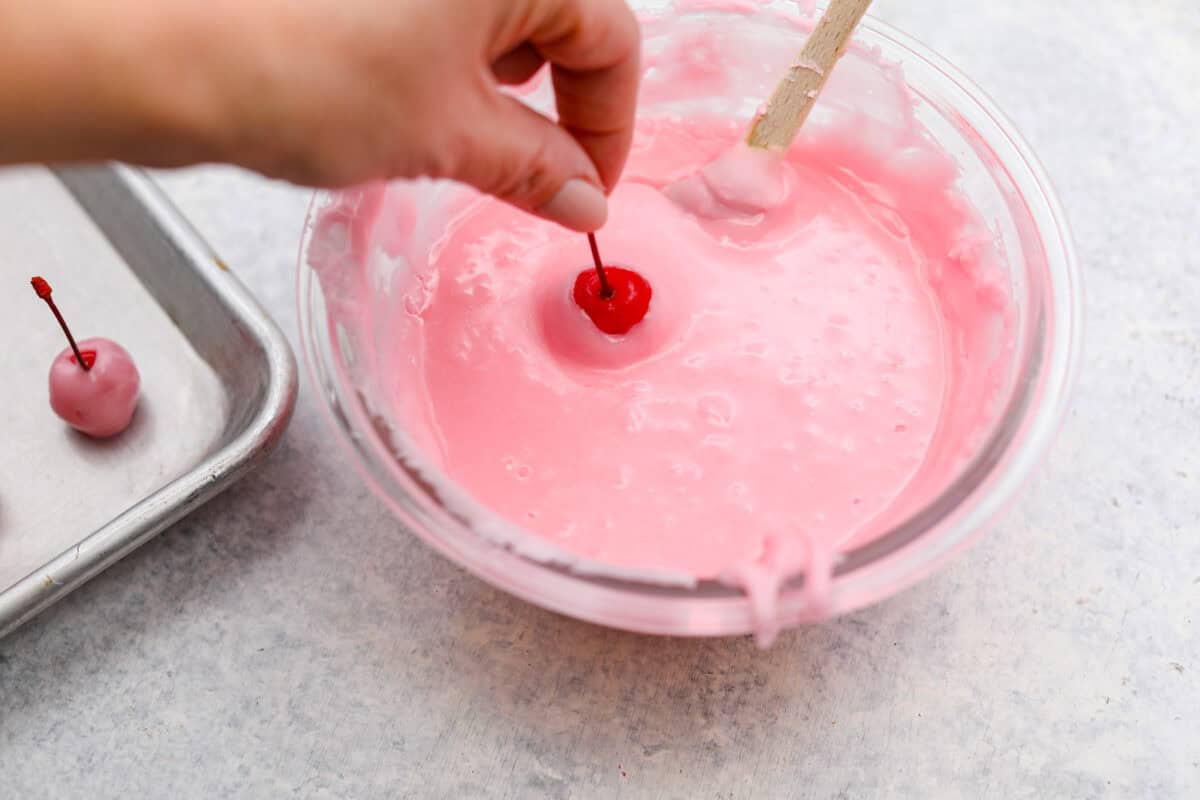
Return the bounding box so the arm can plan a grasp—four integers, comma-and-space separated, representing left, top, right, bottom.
2, 1, 1197, 797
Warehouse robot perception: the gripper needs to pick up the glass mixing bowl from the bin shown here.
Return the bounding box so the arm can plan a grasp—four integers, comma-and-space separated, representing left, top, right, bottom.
297, 6, 1081, 637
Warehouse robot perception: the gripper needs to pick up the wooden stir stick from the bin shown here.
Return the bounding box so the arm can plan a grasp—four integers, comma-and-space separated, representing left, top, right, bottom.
745, 0, 874, 150
583, 0, 873, 304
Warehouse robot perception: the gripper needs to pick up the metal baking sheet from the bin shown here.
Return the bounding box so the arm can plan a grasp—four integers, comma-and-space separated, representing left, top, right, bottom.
0, 164, 297, 638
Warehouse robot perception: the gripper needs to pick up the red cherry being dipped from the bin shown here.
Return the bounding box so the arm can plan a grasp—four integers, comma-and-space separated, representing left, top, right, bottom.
573, 267, 653, 335
572, 233, 652, 335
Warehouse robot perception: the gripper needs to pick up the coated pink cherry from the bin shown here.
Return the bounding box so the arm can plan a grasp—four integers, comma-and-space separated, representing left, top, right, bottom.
48, 337, 140, 438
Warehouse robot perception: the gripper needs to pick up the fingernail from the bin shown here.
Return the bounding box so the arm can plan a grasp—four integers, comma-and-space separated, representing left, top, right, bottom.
538, 179, 608, 232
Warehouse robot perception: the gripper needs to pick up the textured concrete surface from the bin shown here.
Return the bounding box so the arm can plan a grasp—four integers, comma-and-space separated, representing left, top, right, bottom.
2, 2, 1198, 797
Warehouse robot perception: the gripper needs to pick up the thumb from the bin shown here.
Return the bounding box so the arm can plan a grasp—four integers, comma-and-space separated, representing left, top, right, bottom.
449, 94, 609, 232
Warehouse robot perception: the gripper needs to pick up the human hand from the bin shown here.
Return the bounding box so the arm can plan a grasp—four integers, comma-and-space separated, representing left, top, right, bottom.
204, 0, 641, 231
0, 0, 640, 231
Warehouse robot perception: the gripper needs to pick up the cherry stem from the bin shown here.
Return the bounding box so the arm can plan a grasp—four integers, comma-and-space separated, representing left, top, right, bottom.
30, 276, 90, 372
587, 233, 614, 300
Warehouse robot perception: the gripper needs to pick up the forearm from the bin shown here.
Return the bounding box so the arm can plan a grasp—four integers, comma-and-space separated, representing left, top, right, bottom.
0, 0, 226, 168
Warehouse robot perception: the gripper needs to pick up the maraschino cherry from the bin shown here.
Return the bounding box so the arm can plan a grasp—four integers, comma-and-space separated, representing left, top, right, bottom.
31, 276, 140, 438
573, 233, 652, 336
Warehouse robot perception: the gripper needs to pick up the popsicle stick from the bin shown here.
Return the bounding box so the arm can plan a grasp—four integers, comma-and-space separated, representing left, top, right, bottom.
746, 0, 873, 150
